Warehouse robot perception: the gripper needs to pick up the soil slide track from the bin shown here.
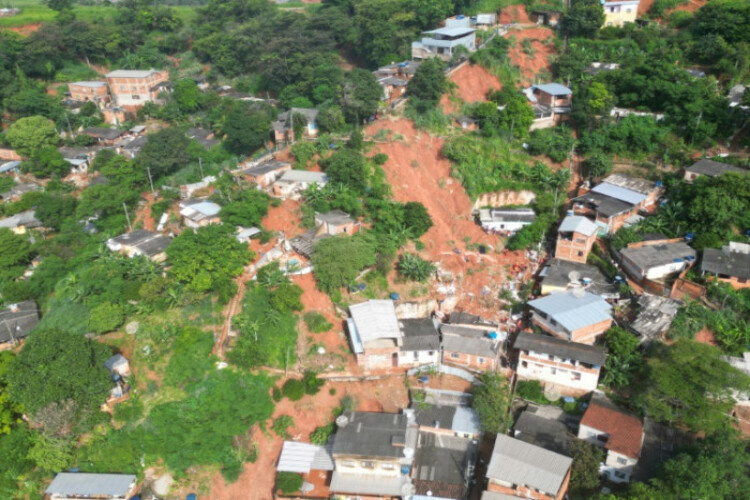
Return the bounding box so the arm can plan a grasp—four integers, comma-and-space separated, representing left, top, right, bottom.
441, 63, 502, 113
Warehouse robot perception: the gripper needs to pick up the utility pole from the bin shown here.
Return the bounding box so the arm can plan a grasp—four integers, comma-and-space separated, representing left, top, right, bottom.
198, 157, 204, 179
123, 202, 132, 231
146, 166, 156, 196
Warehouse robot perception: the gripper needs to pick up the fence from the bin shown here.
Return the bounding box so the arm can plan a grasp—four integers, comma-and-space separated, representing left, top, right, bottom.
407, 363, 479, 384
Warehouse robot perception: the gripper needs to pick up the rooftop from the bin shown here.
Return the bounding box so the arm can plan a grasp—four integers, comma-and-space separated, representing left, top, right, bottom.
414, 431, 476, 498
479, 207, 536, 224
533, 83, 572, 95
106, 68, 163, 78
238, 160, 291, 177
45, 473, 137, 497
441, 325, 500, 357
332, 411, 410, 459
591, 182, 647, 206
400, 318, 440, 351
108, 229, 171, 258
486, 434, 572, 496
558, 215, 597, 237
0, 300, 39, 344
580, 395, 643, 459
514, 331, 606, 366
630, 293, 680, 344
539, 258, 619, 298
277, 170, 328, 184
574, 190, 634, 217
329, 471, 411, 497
0, 210, 41, 229
601, 174, 657, 195
72, 80, 107, 88
620, 241, 696, 271
424, 26, 476, 37
528, 291, 612, 332
701, 244, 750, 280
686, 159, 747, 177
513, 411, 571, 456
277, 441, 334, 473
315, 209, 356, 227
447, 311, 498, 329
81, 127, 125, 140
180, 199, 221, 220
348, 300, 402, 344
412, 404, 481, 436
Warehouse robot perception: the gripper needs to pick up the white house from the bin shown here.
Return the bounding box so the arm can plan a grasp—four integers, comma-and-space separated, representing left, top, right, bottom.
619, 240, 696, 281
411, 26, 476, 61
272, 170, 328, 199
478, 207, 536, 235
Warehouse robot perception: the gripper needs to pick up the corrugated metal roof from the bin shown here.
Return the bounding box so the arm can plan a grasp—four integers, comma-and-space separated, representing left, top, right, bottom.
514, 331, 606, 366
277, 441, 334, 473
452, 406, 481, 435
278, 170, 328, 184
45, 473, 136, 496
534, 83, 572, 95
486, 435, 572, 496
591, 182, 646, 206
424, 26, 475, 37
558, 215, 597, 237
528, 291, 612, 332
349, 300, 402, 343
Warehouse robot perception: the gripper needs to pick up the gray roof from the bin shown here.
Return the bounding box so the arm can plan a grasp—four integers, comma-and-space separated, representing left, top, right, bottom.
0, 160, 21, 173
0, 300, 39, 343
378, 76, 409, 86
120, 136, 147, 151
82, 127, 125, 140
400, 318, 440, 351
573, 191, 634, 217
701, 247, 750, 280
108, 229, 171, 258
513, 411, 571, 456
274, 108, 319, 131
239, 160, 290, 177
481, 492, 522, 500
620, 242, 696, 271
330, 471, 411, 497
534, 83, 572, 96
424, 26, 475, 37
558, 215, 597, 237
332, 411, 409, 459
539, 258, 619, 298
686, 159, 747, 177
601, 174, 656, 195
514, 331, 606, 366
414, 432, 476, 498
72, 81, 107, 88
448, 312, 498, 328
441, 330, 499, 357
106, 69, 162, 78
413, 404, 457, 430
277, 170, 328, 184
591, 182, 647, 206
277, 441, 334, 473
0, 210, 41, 229
45, 473, 137, 497
528, 291, 612, 332
290, 227, 326, 258
104, 354, 128, 372
349, 300, 402, 344
486, 434, 572, 496
315, 209, 356, 226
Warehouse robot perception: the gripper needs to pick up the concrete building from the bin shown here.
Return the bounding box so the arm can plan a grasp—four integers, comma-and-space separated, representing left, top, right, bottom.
411, 26, 476, 61
538, 258, 619, 299
106, 230, 171, 263
0, 300, 40, 347
629, 294, 680, 346
684, 159, 748, 182
105, 69, 169, 111
272, 170, 328, 198
441, 324, 505, 372
513, 411, 571, 456
478, 207, 536, 235
701, 242, 750, 289
486, 434, 572, 500
276, 440, 335, 498
555, 215, 598, 264
413, 431, 478, 499
527, 291, 613, 344
272, 108, 319, 144
514, 331, 606, 396
235, 160, 292, 188
45, 473, 137, 500
619, 240, 696, 282
578, 395, 644, 483
412, 403, 482, 439
179, 199, 222, 228
524, 83, 572, 129
602, 0, 640, 27
0, 210, 42, 234
314, 209, 361, 236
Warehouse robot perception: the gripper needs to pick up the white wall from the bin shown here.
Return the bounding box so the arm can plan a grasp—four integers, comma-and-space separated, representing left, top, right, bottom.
399, 349, 439, 367
518, 352, 600, 392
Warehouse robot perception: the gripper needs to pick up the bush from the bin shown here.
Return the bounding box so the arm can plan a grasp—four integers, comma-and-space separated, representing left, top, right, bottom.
302, 370, 325, 396
303, 312, 333, 333
277, 471, 304, 494
310, 423, 334, 445
272, 386, 283, 402
397, 253, 436, 282
372, 153, 388, 165
272, 415, 294, 438
516, 380, 554, 404
527, 127, 575, 163
282, 379, 306, 401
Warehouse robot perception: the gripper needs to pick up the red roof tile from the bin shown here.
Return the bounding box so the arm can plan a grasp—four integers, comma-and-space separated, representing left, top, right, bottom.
581, 398, 644, 459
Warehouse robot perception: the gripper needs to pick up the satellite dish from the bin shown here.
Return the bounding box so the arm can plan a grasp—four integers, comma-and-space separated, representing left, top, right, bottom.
335, 415, 349, 428
572, 287, 586, 298
568, 271, 581, 283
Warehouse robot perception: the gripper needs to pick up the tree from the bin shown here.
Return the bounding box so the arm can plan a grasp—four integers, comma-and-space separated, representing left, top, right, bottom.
45, 0, 73, 12
137, 127, 190, 179
408, 58, 447, 103
0, 352, 23, 435
570, 440, 604, 494
339, 69, 382, 122
311, 233, 376, 293
402, 202, 433, 238
563, 0, 605, 38
3, 116, 58, 157
472, 372, 511, 434
323, 148, 369, 193
633, 340, 750, 434
35, 194, 77, 231
277, 472, 304, 495
7, 328, 112, 417
0, 228, 32, 274
27, 433, 73, 472
173, 78, 202, 113
87, 302, 125, 334
317, 105, 345, 133
583, 152, 613, 179
601, 327, 643, 388
219, 189, 270, 227
25, 146, 70, 178
222, 103, 273, 155
166, 224, 252, 293
397, 253, 436, 282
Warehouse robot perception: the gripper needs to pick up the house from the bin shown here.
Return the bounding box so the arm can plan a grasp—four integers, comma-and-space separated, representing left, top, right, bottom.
485, 434, 572, 500
527, 291, 613, 344
723, 352, 750, 437
629, 294, 680, 346
441, 324, 504, 372
584, 62, 621, 76
115, 135, 147, 159
578, 395, 644, 483
106, 229, 171, 263
0, 160, 22, 175
58, 146, 100, 163
377, 76, 409, 104
0, 210, 42, 234
104, 354, 131, 378
69, 81, 109, 102
538, 258, 619, 299
701, 242, 750, 289
524, 83, 572, 129
412, 26, 476, 61
186, 128, 220, 149
0, 147, 22, 162
456, 115, 479, 131
329, 411, 416, 498
530, 10, 562, 27
81, 127, 126, 146
399, 318, 441, 367
180, 175, 216, 199
276, 440, 335, 498
272, 108, 319, 144
413, 431, 478, 499
235, 160, 292, 188
374, 61, 422, 80
619, 239, 696, 282
412, 403, 482, 439
602, 0, 639, 27
0, 182, 39, 203
236, 226, 261, 243
555, 215, 598, 264
513, 410, 571, 456
0, 300, 40, 347
272, 170, 328, 198
478, 207, 536, 235
447, 311, 500, 332
45, 472, 137, 500
514, 331, 606, 396
314, 210, 361, 236
683, 159, 747, 182
105, 69, 170, 111
179, 198, 222, 228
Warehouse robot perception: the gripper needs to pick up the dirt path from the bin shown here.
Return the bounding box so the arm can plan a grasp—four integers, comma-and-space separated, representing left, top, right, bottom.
213, 267, 254, 359
132, 192, 156, 231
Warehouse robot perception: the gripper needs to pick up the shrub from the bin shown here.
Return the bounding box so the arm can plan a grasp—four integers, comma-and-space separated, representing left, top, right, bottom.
87, 302, 125, 334
516, 380, 554, 404
282, 379, 306, 401
277, 471, 304, 494
397, 253, 436, 282
272, 386, 283, 402
303, 312, 333, 333
372, 153, 388, 165
303, 370, 325, 395
329, 388, 336, 396
310, 423, 334, 445
272, 415, 294, 438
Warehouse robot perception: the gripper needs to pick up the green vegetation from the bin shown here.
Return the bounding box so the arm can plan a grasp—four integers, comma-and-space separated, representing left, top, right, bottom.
272, 415, 294, 439
570, 440, 605, 495
397, 253, 436, 282
601, 327, 644, 388
472, 372, 511, 434
303, 312, 333, 333
277, 471, 304, 495
282, 379, 306, 401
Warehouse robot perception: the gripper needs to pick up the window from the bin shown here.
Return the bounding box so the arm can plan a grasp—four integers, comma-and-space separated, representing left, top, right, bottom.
577, 251, 584, 257
617, 457, 628, 465
428, 351, 434, 356
614, 471, 627, 479
360, 461, 375, 469
132, 95, 141, 100
548, 354, 554, 361
572, 372, 581, 381
478, 357, 486, 364
450, 352, 460, 359
521, 361, 528, 368
341, 460, 355, 467
413, 351, 419, 360
550, 368, 557, 375
120, 85, 126, 91
381, 463, 394, 470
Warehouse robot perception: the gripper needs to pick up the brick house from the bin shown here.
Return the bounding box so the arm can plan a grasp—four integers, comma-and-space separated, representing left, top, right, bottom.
602, 0, 639, 27
69, 81, 109, 103
701, 242, 750, 290
441, 324, 504, 372
485, 434, 572, 500
527, 290, 613, 344
514, 331, 606, 396
555, 215, 598, 264
105, 69, 169, 112
538, 258, 619, 300
235, 160, 291, 188
578, 395, 644, 483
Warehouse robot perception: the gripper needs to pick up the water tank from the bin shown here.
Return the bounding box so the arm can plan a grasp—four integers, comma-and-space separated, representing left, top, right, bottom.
685, 232, 694, 241
335, 415, 349, 428
487, 332, 498, 340
390, 292, 400, 301
457, 14, 465, 19
655, 180, 663, 187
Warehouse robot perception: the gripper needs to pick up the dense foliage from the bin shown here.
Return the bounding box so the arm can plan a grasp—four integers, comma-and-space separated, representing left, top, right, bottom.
472, 372, 511, 434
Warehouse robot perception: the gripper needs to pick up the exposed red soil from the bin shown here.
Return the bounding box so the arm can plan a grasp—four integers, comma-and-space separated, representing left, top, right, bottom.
505, 27, 556, 84
441, 63, 502, 113
694, 327, 718, 346
1, 23, 41, 36
638, 0, 706, 16
132, 192, 156, 231
262, 198, 305, 238
499, 4, 531, 24
203, 377, 409, 500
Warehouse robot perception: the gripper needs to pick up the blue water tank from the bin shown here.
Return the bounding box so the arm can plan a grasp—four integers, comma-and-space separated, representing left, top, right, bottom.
401, 465, 411, 475
358, 283, 367, 291
457, 14, 465, 19
487, 332, 498, 340
685, 232, 694, 240
655, 180, 663, 187
390, 292, 400, 301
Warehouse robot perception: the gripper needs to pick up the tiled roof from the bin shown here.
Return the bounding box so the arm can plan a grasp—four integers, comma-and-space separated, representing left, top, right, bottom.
580, 396, 643, 459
